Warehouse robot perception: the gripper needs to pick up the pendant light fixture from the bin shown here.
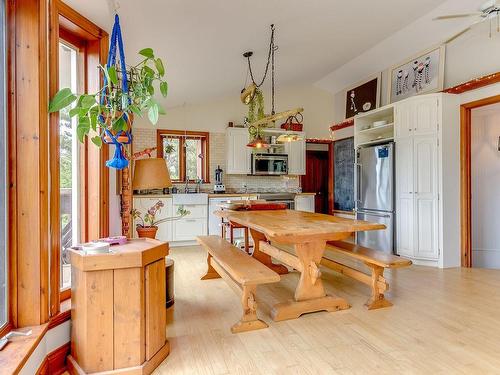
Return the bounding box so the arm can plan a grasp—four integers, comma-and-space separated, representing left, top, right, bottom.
242, 24, 303, 147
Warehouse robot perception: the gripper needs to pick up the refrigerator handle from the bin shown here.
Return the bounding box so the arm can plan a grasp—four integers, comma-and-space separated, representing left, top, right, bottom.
355, 163, 362, 203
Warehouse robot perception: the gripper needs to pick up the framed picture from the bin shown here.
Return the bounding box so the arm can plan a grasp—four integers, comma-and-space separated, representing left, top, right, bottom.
344, 73, 381, 120
387, 45, 445, 103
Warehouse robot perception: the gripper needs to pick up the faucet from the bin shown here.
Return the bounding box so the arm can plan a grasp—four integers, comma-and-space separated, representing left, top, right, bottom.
196, 178, 202, 193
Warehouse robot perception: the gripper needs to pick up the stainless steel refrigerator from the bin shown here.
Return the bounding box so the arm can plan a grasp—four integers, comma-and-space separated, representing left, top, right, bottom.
355, 142, 394, 254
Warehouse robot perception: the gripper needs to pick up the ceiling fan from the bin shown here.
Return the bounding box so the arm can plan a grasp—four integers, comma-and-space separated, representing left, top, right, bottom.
434, 0, 500, 43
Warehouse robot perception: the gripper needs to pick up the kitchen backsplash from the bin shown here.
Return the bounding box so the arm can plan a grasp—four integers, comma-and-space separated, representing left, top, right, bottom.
133, 128, 300, 192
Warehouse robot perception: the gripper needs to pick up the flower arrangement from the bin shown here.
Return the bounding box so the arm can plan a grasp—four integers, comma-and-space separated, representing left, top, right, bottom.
131, 200, 189, 238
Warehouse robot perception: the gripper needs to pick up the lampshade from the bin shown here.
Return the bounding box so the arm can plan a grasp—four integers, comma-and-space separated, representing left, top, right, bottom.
246, 135, 270, 149
132, 158, 172, 190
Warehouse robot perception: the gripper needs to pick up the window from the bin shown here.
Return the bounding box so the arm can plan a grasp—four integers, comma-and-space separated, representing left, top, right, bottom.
0, 0, 6, 329
58, 40, 82, 291
157, 130, 210, 183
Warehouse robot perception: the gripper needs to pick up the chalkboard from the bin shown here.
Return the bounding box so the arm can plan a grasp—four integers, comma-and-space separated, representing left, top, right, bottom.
334, 137, 355, 211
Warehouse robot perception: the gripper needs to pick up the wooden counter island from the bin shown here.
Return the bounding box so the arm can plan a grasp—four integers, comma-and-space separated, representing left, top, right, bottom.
68, 239, 170, 375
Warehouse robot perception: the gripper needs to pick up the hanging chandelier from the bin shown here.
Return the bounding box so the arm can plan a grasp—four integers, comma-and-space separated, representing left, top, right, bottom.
241, 24, 303, 147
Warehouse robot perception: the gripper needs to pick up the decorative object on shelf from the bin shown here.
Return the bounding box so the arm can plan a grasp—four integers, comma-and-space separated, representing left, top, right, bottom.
278, 113, 304, 142
131, 201, 189, 239
48, 14, 169, 170
241, 24, 304, 144
443, 71, 500, 94
344, 73, 381, 119
388, 45, 445, 103
434, 1, 500, 43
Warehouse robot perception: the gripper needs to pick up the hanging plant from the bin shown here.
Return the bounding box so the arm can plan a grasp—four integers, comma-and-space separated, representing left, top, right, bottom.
247, 88, 265, 124
48, 47, 168, 148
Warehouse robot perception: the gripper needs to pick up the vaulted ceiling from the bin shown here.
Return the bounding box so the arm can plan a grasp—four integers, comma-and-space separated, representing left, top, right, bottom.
64, 0, 451, 107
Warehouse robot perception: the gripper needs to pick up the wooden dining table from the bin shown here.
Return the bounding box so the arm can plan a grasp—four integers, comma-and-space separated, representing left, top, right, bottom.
215, 209, 385, 321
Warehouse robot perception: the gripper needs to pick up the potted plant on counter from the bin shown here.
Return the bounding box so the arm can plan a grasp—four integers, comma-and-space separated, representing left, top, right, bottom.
131, 201, 189, 239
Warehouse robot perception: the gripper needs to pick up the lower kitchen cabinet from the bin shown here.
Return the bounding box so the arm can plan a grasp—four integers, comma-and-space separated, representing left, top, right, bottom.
173, 218, 207, 241
133, 196, 173, 242
172, 203, 208, 242
294, 194, 315, 212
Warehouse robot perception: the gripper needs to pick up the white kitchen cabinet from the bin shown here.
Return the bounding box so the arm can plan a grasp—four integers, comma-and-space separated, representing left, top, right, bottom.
132, 196, 173, 242
413, 135, 439, 259
173, 218, 207, 241
394, 93, 460, 267
226, 127, 251, 174
294, 194, 314, 212
285, 134, 306, 175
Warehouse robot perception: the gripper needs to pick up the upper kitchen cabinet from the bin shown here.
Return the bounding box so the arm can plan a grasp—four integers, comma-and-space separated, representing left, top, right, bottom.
396, 95, 439, 137
285, 133, 306, 175
394, 93, 460, 268
226, 127, 251, 174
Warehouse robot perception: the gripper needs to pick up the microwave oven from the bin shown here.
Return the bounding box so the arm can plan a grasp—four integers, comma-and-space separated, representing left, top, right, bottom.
251, 153, 288, 175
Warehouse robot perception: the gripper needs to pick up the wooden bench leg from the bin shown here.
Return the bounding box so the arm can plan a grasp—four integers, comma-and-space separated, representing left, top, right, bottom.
200, 253, 221, 280
364, 263, 393, 310
231, 285, 268, 334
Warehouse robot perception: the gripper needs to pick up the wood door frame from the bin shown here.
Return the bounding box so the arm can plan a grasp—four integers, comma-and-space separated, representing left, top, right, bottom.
303, 139, 334, 214
460, 94, 500, 267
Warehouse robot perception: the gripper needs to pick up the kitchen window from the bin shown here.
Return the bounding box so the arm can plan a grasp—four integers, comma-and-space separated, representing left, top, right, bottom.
157, 130, 210, 183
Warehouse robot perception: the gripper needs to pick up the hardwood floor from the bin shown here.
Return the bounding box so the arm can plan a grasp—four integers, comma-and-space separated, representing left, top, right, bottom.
156, 246, 500, 374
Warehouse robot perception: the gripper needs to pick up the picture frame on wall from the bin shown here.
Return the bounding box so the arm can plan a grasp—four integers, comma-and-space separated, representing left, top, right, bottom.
387, 45, 445, 104
344, 73, 381, 120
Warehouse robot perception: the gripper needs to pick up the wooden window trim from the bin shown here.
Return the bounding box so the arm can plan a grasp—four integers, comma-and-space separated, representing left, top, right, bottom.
48, 0, 109, 319
156, 129, 211, 183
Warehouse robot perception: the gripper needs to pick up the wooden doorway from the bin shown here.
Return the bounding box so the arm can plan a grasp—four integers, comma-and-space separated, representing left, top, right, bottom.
301, 140, 333, 214
461, 94, 500, 267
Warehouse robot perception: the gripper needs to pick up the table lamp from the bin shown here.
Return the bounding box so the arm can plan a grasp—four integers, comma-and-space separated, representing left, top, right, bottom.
132, 158, 172, 192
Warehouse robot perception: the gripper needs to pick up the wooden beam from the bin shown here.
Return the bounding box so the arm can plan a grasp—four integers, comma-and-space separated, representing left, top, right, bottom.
260, 242, 303, 272
320, 257, 387, 292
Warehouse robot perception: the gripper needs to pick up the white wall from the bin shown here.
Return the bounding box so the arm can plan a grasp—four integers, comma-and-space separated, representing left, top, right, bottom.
134, 84, 334, 140
316, 0, 500, 123
471, 102, 500, 269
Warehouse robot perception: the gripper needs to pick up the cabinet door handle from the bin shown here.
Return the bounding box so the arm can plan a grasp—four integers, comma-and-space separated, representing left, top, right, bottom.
185, 219, 196, 222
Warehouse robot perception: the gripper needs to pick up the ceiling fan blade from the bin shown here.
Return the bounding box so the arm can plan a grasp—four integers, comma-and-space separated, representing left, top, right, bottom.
434, 13, 482, 20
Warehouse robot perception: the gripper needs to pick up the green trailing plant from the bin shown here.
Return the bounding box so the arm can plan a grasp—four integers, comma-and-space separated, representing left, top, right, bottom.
247, 88, 265, 124
48, 48, 168, 147
131, 201, 190, 228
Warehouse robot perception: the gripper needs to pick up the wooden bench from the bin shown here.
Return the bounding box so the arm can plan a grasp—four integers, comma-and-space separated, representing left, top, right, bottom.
197, 235, 280, 333
321, 241, 412, 310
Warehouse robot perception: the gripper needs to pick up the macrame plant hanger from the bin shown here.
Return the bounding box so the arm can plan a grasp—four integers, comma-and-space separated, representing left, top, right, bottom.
101, 14, 133, 170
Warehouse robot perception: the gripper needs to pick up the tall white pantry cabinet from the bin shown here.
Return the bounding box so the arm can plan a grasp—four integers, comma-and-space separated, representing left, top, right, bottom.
394, 93, 460, 268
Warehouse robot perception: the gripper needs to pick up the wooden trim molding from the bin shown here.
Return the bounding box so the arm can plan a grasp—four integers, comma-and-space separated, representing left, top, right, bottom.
330, 118, 354, 132
37, 342, 71, 375
460, 94, 500, 267
444, 72, 500, 94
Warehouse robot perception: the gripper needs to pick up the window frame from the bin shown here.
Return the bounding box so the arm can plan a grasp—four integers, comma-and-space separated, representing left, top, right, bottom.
156, 129, 210, 183
48, 0, 110, 317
